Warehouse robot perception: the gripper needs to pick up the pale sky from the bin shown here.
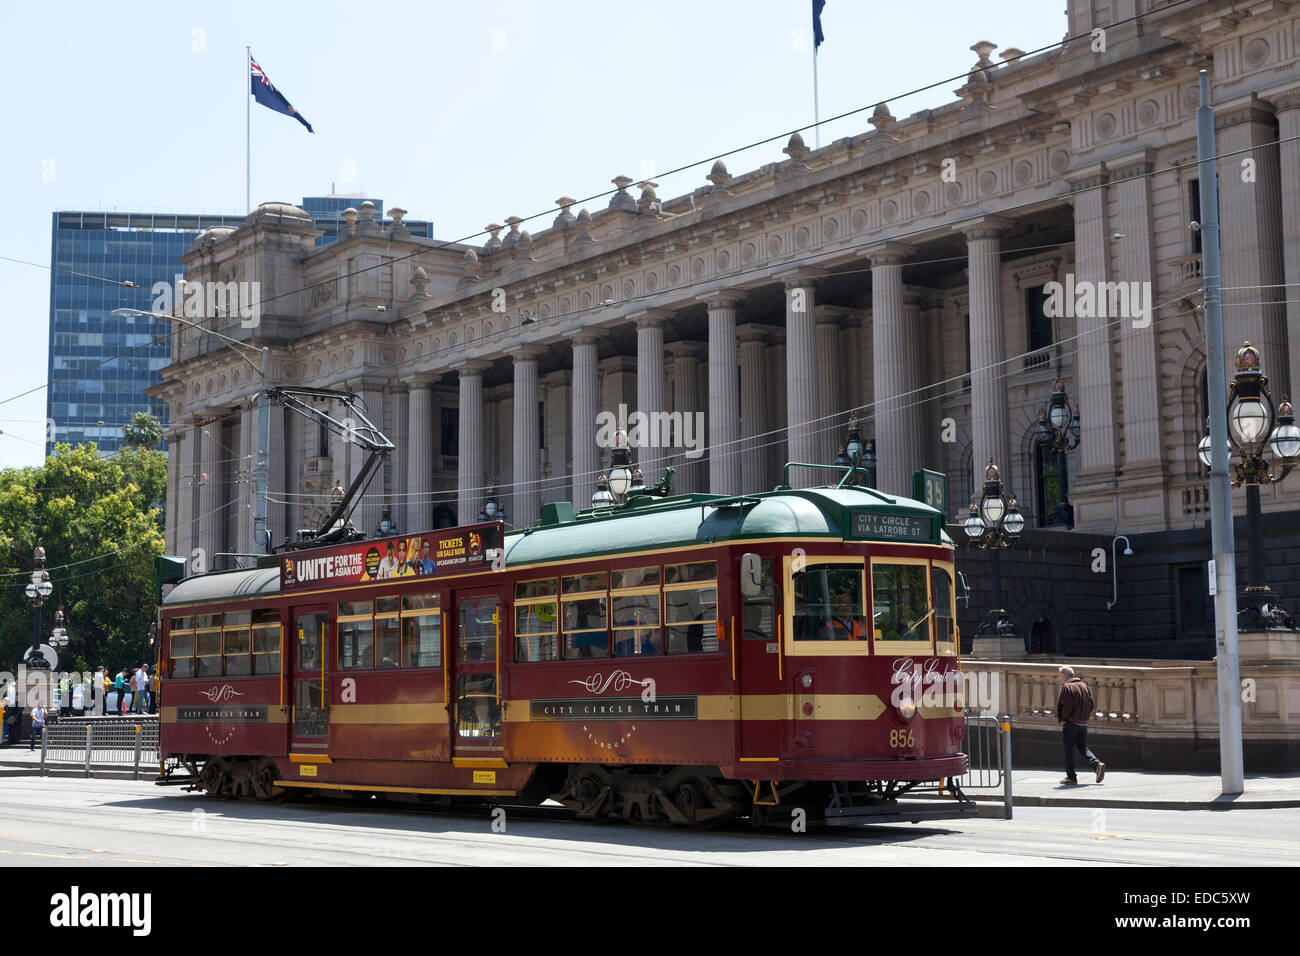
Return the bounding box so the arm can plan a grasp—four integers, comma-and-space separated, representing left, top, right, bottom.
0, 0, 1068, 468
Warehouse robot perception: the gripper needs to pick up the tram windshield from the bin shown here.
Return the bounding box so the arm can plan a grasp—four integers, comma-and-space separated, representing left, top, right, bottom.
793, 563, 869, 640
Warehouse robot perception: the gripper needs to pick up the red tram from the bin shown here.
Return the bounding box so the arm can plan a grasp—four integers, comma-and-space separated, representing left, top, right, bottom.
159, 484, 974, 826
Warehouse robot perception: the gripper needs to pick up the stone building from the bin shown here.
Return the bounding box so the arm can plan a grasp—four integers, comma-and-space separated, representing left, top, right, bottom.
153, 0, 1300, 651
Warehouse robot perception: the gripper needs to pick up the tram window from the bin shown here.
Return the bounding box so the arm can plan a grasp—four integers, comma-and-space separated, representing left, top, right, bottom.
402, 593, 441, 668
612, 566, 660, 589
665, 561, 717, 585
376, 597, 401, 668
612, 593, 662, 657
195, 613, 223, 677
516, 579, 557, 600
169, 618, 195, 679
562, 572, 607, 595
793, 564, 867, 641
516, 601, 559, 662
338, 600, 375, 670
934, 567, 956, 646
665, 564, 719, 655
742, 560, 775, 640
872, 563, 932, 643
457, 673, 500, 738
563, 597, 608, 659
458, 596, 499, 663
294, 681, 327, 738
251, 611, 281, 675
223, 611, 252, 676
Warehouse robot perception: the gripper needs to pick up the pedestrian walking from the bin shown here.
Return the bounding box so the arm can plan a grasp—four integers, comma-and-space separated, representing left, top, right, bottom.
29, 704, 46, 751
1057, 665, 1105, 785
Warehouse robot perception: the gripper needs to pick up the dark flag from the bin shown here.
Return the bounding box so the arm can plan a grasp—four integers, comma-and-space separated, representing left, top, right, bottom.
812, 0, 826, 49
250, 55, 314, 133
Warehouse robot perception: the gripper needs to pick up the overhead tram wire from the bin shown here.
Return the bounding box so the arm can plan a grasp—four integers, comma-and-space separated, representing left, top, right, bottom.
0, 0, 1205, 412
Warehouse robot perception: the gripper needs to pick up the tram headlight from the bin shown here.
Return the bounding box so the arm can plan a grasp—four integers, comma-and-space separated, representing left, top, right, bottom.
897, 697, 917, 720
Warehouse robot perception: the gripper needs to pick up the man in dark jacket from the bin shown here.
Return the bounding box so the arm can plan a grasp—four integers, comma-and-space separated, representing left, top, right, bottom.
1057, 666, 1105, 785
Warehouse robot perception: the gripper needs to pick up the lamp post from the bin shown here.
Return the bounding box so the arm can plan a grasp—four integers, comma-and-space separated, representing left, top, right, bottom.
23, 543, 54, 670
477, 479, 506, 524
590, 428, 674, 509
962, 460, 1026, 648
1199, 342, 1300, 630
832, 413, 875, 487
1034, 378, 1081, 528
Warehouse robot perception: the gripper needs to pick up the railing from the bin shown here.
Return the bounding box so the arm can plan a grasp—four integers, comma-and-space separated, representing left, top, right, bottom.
954, 711, 1013, 819
39, 716, 159, 778
440, 455, 458, 472
1181, 483, 1210, 517
305, 456, 333, 477
1022, 348, 1053, 372
1169, 253, 1203, 289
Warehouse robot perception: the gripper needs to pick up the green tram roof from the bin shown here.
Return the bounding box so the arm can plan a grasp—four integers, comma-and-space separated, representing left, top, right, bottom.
162, 486, 948, 609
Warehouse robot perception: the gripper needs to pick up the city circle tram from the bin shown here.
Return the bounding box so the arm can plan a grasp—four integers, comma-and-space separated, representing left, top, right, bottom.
159, 484, 975, 827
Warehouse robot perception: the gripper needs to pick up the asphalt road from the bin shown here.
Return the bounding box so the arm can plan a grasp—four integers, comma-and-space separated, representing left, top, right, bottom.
1, 776, 1297, 866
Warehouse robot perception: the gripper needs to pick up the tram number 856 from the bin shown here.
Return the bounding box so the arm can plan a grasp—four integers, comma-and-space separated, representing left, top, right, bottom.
889, 729, 915, 748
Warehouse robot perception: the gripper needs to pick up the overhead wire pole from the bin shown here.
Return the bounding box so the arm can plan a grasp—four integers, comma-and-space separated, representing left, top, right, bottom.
252, 346, 270, 554
246, 45, 251, 213
1197, 68, 1244, 795
811, 0, 824, 148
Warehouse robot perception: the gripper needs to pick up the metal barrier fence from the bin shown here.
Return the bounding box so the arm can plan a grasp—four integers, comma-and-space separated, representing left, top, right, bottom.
39, 716, 159, 779
955, 711, 1014, 819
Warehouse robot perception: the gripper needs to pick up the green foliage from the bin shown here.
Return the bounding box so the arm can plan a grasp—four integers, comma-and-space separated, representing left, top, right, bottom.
122, 411, 164, 450
0, 443, 166, 674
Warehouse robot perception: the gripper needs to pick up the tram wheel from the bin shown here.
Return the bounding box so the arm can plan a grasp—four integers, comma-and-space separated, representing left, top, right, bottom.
199, 757, 228, 799
674, 781, 705, 825
251, 759, 284, 802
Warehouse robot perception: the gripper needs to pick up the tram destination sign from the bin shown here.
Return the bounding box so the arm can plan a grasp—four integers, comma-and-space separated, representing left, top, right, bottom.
281, 521, 504, 590
849, 512, 933, 542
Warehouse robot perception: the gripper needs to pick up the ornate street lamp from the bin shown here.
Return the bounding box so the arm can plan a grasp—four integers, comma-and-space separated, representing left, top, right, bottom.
478, 478, 506, 524
962, 460, 1025, 641
23, 542, 54, 670
1200, 342, 1299, 629
608, 429, 634, 499
832, 413, 874, 488
50, 608, 69, 650
1034, 378, 1081, 528
590, 428, 673, 509
591, 472, 616, 508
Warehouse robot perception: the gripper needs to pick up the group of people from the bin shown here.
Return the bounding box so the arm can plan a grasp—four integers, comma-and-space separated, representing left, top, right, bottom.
0, 664, 158, 750
375, 538, 436, 579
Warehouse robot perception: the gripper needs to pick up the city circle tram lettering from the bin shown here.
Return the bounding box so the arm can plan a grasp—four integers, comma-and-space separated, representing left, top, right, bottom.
530, 696, 697, 721
850, 512, 932, 541
176, 705, 269, 722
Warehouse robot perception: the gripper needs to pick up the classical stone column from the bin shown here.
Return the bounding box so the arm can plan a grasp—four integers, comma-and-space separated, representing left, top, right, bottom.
283, 402, 302, 545
815, 307, 846, 464
197, 420, 221, 571
264, 401, 286, 551
352, 386, 385, 536
781, 274, 820, 487
701, 293, 741, 495
865, 244, 916, 495
957, 219, 1012, 494
512, 349, 541, 527
1066, 166, 1119, 510
1218, 101, 1287, 394
738, 325, 770, 493
236, 407, 254, 557
633, 311, 668, 480
767, 337, 787, 485
540, 371, 571, 507
667, 343, 703, 493
1277, 92, 1300, 400
1110, 150, 1166, 520
406, 382, 434, 532
570, 335, 599, 510
165, 429, 181, 555
456, 364, 485, 525
388, 386, 409, 533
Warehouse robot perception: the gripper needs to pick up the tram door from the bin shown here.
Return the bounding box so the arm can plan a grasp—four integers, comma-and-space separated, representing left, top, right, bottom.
451, 588, 505, 757
290, 606, 331, 752
737, 556, 784, 759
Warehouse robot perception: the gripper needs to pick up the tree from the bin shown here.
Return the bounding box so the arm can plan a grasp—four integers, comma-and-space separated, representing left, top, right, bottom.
0, 443, 166, 675
122, 411, 164, 450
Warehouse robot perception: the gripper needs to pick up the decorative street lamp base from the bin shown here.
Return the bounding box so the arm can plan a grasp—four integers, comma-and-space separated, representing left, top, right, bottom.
1238, 592, 1296, 631
969, 611, 1025, 660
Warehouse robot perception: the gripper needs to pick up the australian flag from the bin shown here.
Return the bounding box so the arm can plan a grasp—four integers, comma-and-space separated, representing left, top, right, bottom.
250, 55, 314, 132
813, 0, 826, 49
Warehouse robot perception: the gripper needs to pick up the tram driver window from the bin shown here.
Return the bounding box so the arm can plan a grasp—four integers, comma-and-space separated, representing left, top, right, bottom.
872, 563, 933, 644
793, 564, 867, 640
934, 567, 956, 647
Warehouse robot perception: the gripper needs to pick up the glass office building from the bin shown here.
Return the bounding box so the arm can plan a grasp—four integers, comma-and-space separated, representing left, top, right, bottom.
45, 198, 432, 456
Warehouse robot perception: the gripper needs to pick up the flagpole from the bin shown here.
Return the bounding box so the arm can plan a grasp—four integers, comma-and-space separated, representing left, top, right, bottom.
813, 45, 821, 148
246, 45, 251, 213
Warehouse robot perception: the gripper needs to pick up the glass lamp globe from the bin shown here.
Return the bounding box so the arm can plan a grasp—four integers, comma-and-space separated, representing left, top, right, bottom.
484, 499, 497, 517
1002, 498, 1026, 536
1269, 400, 1300, 461
608, 466, 632, 498
1229, 397, 1269, 447
629, 466, 646, 494
592, 474, 615, 508
980, 494, 1005, 528
963, 503, 985, 539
